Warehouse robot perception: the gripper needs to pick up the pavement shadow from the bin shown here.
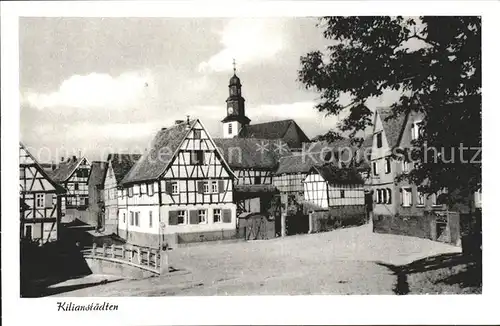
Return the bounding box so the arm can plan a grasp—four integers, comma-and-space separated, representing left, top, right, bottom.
377, 252, 482, 295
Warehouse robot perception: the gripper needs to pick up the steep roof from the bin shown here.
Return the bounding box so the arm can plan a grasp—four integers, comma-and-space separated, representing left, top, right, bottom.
238, 119, 310, 148
47, 156, 85, 183
88, 161, 108, 188
311, 165, 365, 186
19, 143, 66, 193
107, 153, 142, 184
377, 107, 409, 148
121, 121, 193, 185
213, 138, 290, 170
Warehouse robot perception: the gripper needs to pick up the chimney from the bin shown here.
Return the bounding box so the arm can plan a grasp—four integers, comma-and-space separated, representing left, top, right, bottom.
60, 157, 65, 162
186, 115, 191, 130
161, 127, 167, 131
72, 155, 77, 162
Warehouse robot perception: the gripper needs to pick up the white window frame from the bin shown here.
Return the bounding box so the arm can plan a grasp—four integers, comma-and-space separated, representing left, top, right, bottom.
211, 181, 218, 193
35, 193, 45, 208
228, 123, 233, 135
402, 188, 412, 207
203, 181, 210, 193
172, 181, 179, 195
213, 209, 222, 223
177, 210, 187, 225
372, 161, 378, 176
385, 158, 391, 174
198, 209, 207, 224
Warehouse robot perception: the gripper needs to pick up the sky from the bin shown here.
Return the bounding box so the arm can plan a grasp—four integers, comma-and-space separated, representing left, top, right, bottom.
19, 17, 403, 162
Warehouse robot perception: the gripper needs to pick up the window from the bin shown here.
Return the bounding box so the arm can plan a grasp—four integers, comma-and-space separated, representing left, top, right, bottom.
127, 187, 133, 197
213, 209, 222, 223
385, 158, 391, 174
129, 211, 134, 225
382, 189, 387, 203
149, 211, 153, 228
193, 129, 202, 139
372, 162, 378, 176
386, 188, 392, 204
340, 190, 345, 199
147, 183, 154, 196
135, 212, 140, 227
402, 160, 410, 173
402, 188, 412, 207
432, 190, 443, 206
417, 192, 425, 206
123, 213, 126, 223
177, 210, 186, 224
211, 181, 218, 193
254, 176, 262, 185
411, 121, 423, 140
228, 123, 233, 135
133, 185, 140, 195
75, 183, 79, 190
199, 209, 207, 224
172, 181, 179, 194
190, 150, 204, 165
203, 181, 210, 193
376, 133, 383, 148
35, 194, 45, 208
140, 184, 147, 196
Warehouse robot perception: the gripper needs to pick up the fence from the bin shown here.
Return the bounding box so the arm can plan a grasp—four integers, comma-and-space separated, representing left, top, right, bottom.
82, 243, 167, 274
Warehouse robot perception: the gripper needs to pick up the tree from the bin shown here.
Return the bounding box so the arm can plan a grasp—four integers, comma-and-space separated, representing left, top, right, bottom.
298, 16, 481, 207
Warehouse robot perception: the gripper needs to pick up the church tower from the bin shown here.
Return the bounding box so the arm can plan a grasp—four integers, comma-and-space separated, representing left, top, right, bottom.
221, 60, 250, 138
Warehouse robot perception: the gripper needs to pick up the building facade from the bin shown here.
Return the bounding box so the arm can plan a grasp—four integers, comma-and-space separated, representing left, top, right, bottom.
20, 143, 66, 245
118, 118, 237, 248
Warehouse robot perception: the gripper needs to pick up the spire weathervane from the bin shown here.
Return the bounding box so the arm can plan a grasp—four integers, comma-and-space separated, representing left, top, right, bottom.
232, 58, 236, 75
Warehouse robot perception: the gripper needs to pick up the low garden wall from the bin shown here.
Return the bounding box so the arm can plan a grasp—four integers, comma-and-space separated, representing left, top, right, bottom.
373, 211, 461, 246
310, 205, 366, 233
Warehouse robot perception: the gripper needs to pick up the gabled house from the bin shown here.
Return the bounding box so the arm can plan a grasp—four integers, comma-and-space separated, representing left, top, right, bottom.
370, 107, 447, 217
87, 161, 108, 229
118, 118, 237, 248
19, 143, 66, 245
48, 155, 91, 223
214, 137, 288, 215
102, 153, 141, 235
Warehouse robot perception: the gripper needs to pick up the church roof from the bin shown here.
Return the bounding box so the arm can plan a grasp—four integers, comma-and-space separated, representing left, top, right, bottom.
229, 74, 241, 86
214, 138, 289, 170
238, 119, 310, 149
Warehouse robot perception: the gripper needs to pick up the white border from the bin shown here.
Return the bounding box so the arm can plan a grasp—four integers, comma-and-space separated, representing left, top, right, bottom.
2, 1, 500, 325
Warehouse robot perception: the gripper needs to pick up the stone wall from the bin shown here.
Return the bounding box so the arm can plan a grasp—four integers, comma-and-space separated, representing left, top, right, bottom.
310, 205, 366, 233
373, 211, 461, 246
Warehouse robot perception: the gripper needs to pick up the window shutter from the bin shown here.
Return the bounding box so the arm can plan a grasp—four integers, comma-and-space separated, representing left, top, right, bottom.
409, 189, 413, 206
218, 180, 225, 193
387, 189, 392, 204
168, 211, 178, 225
399, 188, 403, 206
197, 181, 204, 194
222, 209, 232, 223
189, 210, 199, 224
45, 194, 53, 208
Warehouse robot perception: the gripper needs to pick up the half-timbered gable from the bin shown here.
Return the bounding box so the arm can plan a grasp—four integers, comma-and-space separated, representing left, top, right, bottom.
49, 156, 91, 209
304, 165, 365, 209
20, 143, 66, 245
119, 119, 237, 248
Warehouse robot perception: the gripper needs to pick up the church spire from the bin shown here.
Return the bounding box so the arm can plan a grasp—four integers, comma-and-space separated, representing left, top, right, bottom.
221, 60, 250, 138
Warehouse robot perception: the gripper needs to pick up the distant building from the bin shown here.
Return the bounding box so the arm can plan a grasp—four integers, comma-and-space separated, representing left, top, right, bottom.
19, 143, 66, 245
118, 118, 237, 248
103, 153, 142, 234
48, 155, 91, 223
87, 161, 108, 229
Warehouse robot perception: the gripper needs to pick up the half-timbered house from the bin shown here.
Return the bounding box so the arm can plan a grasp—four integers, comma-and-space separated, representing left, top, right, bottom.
303, 165, 365, 210
118, 118, 237, 248
103, 153, 142, 235
20, 143, 66, 245
49, 155, 91, 223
